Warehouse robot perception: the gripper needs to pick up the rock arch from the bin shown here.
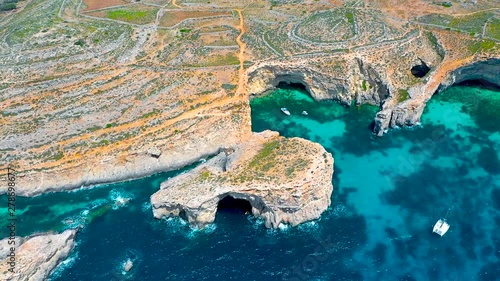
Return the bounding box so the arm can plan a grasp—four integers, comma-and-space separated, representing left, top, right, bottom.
374, 58, 500, 136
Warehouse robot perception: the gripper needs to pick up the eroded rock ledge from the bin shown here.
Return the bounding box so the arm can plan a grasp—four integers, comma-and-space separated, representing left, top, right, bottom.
151, 130, 334, 229
0, 229, 77, 281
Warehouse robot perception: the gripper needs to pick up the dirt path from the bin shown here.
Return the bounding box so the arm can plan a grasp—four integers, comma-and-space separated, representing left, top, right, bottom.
26, 91, 243, 170
235, 8, 247, 96
425, 56, 474, 94
171, 0, 182, 8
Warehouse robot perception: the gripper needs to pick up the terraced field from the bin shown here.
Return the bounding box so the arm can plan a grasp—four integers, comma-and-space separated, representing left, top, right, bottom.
0, 0, 498, 194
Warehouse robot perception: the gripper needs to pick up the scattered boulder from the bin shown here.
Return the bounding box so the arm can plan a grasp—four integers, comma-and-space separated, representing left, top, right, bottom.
147, 146, 162, 159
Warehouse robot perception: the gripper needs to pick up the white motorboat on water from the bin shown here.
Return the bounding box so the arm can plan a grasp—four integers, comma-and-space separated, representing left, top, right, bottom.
281, 108, 290, 115
432, 219, 450, 236
301, 111, 308, 115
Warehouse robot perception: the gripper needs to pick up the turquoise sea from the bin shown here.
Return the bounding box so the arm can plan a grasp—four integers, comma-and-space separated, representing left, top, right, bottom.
1, 83, 499, 281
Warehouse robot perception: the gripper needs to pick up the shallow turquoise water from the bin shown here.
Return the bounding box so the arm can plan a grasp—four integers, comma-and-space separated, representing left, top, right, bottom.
1, 84, 499, 281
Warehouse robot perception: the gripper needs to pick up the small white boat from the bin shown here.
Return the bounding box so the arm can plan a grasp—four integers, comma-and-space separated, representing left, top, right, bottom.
301, 111, 308, 116
432, 219, 450, 236
281, 108, 290, 115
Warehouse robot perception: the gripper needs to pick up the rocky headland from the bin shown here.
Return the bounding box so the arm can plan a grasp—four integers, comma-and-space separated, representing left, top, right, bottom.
151, 130, 334, 229
0, 229, 77, 281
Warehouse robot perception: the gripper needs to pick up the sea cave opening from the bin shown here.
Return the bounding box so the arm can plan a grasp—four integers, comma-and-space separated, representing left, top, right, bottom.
276, 81, 309, 92
455, 79, 500, 91
216, 195, 253, 215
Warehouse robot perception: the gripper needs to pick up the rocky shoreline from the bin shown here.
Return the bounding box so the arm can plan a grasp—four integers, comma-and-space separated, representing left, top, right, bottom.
247, 57, 500, 137
0, 229, 77, 281
151, 131, 334, 229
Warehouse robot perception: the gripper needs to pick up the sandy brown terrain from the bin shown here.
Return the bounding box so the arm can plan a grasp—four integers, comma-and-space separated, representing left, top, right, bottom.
0, 0, 498, 195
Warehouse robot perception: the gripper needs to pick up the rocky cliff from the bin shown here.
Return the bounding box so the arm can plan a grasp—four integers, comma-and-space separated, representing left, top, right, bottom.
248, 55, 499, 137
374, 58, 500, 135
0, 229, 77, 281
247, 58, 391, 107
151, 131, 334, 229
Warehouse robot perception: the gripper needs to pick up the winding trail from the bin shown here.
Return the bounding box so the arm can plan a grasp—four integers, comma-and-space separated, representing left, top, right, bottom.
235, 8, 247, 96
171, 0, 182, 8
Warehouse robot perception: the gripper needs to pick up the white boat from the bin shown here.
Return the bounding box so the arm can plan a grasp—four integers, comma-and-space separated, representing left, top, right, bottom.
432, 219, 450, 236
281, 108, 290, 115
301, 111, 308, 116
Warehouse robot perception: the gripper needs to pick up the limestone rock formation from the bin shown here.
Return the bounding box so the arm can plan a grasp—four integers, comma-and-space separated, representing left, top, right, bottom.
374, 58, 500, 135
0, 229, 77, 281
247, 59, 390, 107
151, 131, 334, 229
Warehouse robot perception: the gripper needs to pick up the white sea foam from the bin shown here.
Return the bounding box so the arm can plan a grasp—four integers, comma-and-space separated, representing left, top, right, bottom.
278, 223, 290, 231
62, 215, 85, 229
112, 249, 142, 280
141, 202, 152, 212
47, 246, 79, 280
186, 223, 217, 238
158, 217, 190, 235
109, 189, 134, 210
86, 198, 108, 210
250, 216, 265, 229
298, 220, 319, 232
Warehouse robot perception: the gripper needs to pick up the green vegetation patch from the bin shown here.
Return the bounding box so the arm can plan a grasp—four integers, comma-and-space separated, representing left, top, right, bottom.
468, 39, 497, 54
425, 31, 445, 59
346, 12, 354, 25
221, 84, 237, 90
397, 89, 410, 103
51, 151, 64, 161
106, 7, 159, 25
141, 109, 160, 119
199, 169, 212, 181
485, 18, 500, 40
0, 0, 17, 11
188, 52, 239, 67
418, 12, 494, 35
249, 140, 280, 169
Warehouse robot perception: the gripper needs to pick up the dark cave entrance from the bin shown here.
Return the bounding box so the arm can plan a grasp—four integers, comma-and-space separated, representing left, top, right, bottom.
276, 81, 309, 92
411, 61, 431, 78
216, 195, 252, 215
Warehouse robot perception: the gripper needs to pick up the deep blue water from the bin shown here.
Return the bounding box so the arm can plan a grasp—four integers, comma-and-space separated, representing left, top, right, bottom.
1, 84, 500, 281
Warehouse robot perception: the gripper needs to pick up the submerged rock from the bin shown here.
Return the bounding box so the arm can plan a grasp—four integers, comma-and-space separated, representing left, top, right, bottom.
151, 131, 334, 229
0, 229, 77, 281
